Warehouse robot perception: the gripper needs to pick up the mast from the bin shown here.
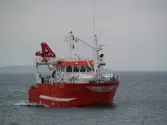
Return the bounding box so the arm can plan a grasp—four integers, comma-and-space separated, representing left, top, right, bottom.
93, 33, 104, 79
64, 30, 105, 79
92, 0, 100, 78
65, 31, 78, 60
93, 33, 98, 76
92, 15, 105, 79
92, 9, 97, 73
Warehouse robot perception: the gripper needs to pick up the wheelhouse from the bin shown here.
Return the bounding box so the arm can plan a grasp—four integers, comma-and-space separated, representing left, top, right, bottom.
55, 60, 94, 73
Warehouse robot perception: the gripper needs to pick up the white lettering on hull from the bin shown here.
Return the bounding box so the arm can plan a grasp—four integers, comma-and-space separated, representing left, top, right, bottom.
40, 95, 76, 102
87, 86, 116, 92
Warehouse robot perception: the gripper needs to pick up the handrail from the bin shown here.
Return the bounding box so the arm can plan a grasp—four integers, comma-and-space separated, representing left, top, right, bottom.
85, 57, 95, 75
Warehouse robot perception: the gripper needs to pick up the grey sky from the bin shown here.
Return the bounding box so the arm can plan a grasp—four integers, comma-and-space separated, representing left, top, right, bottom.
1, 0, 167, 71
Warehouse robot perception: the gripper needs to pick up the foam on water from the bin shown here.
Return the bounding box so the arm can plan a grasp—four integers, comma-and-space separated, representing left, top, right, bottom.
14, 101, 28, 106
14, 101, 44, 107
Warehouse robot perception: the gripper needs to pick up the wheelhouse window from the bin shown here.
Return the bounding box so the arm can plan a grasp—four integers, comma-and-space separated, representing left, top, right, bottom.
66, 66, 72, 72
80, 66, 85, 72
56, 66, 60, 71
61, 66, 65, 72
86, 66, 91, 72
56, 66, 65, 72
73, 66, 79, 72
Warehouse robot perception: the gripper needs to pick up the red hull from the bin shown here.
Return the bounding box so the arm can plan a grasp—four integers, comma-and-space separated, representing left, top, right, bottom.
28, 82, 119, 107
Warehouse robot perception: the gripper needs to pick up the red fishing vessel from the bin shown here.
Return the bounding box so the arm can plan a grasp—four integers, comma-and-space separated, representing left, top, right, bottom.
28, 31, 120, 107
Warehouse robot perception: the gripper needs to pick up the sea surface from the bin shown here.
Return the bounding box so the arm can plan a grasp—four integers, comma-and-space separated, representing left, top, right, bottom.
0, 71, 167, 125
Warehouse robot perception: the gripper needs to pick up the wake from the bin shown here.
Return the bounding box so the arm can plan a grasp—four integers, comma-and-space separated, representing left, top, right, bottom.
14, 101, 29, 106
14, 101, 44, 107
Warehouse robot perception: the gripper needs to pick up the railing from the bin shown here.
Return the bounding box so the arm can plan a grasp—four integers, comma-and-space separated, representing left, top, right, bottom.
35, 56, 94, 63
41, 76, 52, 84
38, 72, 120, 84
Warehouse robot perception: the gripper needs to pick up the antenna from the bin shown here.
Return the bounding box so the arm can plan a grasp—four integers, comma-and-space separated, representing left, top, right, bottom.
92, 0, 96, 36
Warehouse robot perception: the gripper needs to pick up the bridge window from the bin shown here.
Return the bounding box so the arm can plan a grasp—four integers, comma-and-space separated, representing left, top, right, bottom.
73, 66, 79, 72
61, 66, 65, 72
80, 66, 85, 72
86, 66, 91, 72
66, 66, 72, 72
56, 66, 60, 71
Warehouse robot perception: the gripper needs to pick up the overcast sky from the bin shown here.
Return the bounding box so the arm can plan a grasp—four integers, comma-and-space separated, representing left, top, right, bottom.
1, 0, 167, 71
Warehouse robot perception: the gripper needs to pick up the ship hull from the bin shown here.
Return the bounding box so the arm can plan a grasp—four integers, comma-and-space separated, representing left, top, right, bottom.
29, 82, 119, 107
